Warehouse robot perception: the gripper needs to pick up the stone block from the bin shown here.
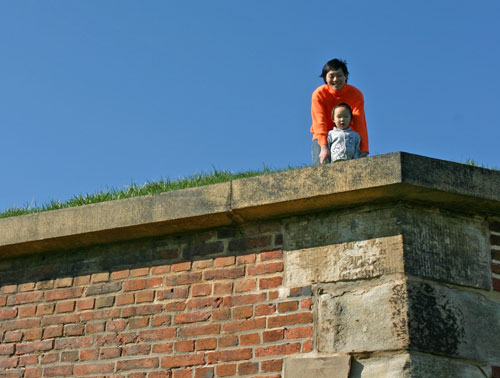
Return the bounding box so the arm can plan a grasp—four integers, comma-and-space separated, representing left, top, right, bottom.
284, 355, 351, 378
284, 236, 405, 287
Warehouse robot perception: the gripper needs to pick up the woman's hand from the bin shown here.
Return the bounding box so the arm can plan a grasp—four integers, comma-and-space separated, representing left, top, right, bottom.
319, 145, 330, 164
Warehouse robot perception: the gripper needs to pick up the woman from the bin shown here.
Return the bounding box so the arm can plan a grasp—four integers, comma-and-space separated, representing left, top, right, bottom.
310, 58, 369, 164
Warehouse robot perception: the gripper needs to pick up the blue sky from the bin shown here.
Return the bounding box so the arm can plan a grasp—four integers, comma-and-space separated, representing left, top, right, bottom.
1, 1, 499, 211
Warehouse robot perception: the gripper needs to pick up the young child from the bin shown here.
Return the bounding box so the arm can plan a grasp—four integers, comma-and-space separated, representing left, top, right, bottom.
327, 103, 361, 162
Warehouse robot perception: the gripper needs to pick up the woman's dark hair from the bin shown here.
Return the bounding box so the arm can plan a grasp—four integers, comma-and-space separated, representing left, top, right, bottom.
320, 58, 349, 84
331, 102, 353, 120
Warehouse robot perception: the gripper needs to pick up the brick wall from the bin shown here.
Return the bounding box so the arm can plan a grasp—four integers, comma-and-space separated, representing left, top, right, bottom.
0, 222, 312, 378
491, 218, 500, 293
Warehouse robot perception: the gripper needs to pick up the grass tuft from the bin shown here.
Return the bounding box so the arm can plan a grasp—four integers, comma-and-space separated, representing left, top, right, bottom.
0, 165, 298, 220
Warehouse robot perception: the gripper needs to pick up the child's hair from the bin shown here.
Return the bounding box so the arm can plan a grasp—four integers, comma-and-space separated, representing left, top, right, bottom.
331, 102, 353, 120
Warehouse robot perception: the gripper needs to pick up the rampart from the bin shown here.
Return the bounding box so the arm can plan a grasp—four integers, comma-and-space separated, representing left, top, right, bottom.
1, 152, 499, 378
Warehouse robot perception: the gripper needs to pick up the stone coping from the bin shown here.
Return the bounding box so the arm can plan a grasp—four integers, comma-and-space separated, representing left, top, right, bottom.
1, 152, 499, 258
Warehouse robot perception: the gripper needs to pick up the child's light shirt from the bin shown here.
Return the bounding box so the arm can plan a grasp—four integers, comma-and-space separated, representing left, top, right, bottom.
327, 127, 361, 162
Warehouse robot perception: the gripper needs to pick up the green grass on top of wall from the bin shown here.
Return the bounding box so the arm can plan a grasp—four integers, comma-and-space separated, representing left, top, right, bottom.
0, 158, 496, 220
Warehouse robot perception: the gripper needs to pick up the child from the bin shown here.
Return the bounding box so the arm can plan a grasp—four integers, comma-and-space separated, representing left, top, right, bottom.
327, 103, 361, 162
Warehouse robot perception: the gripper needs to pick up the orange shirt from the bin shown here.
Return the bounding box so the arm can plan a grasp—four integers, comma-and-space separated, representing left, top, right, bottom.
310, 83, 369, 153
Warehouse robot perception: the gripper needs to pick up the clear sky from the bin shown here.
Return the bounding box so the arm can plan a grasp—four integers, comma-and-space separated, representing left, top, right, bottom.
1, 1, 499, 211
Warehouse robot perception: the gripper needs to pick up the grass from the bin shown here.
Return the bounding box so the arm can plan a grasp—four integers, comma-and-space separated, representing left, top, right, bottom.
0, 166, 295, 220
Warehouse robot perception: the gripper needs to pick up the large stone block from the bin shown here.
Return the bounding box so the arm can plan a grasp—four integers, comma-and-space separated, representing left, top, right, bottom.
284, 355, 351, 378
284, 206, 491, 289
284, 236, 405, 287
350, 353, 489, 378
316, 278, 500, 364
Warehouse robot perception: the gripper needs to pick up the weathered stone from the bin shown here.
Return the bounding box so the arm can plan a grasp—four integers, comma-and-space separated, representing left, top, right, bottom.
316, 279, 410, 353
284, 355, 351, 378
350, 353, 489, 378
284, 236, 404, 287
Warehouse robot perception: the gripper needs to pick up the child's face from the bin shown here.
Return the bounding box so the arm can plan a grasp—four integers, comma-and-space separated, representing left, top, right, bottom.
333, 106, 352, 130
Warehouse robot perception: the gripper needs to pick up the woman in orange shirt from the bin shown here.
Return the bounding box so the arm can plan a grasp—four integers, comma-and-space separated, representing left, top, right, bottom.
310, 58, 369, 164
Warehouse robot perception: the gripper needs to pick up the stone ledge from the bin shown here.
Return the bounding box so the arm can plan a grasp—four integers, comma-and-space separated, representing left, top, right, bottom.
1, 152, 499, 258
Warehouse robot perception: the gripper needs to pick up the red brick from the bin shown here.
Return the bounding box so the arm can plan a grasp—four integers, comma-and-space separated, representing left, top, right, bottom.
261, 359, 283, 372
131, 267, 150, 277
493, 277, 500, 291
303, 339, 313, 352
174, 310, 211, 324
130, 317, 150, 329
268, 312, 313, 328
235, 279, 256, 293
92, 272, 110, 282
24, 328, 43, 341
45, 287, 83, 301
260, 276, 283, 289
54, 278, 73, 288
36, 303, 54, 316
256, 303, 276, 316
151, 265, 171, 275
80, 348, 99, 361
21, 354, 39, 367
43, 325, 63, 339
192, 283, 212, 297
268, 290, 279, 300
301, 298, 313, 310
0, 344, 15, 355
172, 261, 192, 272
24, 367, 42, 378
151, 314, 171, 327
218, 335, 238, 348
138, 328, 177, 342
18, 282, 35, 292
157, 287, 189, 300
4, 330, 22, 342
2, 318, 41, 331
285, 326, 313, 339
214, 282, 233, 295
0, 295, 6, 306
121, 304, 163, 317
16, 340, 53, 355
56, 300, 75, 313
74, 275, 91, 286
116, 357, 159, 371
492, 365, 500, 378
204, 266, 245, 280
259, 250, 282, 261
194, 367, 214, 378
187, 297, 223, 310
180, 323, 220, 337
215, 256, 235, 267
263, 329, 284, 342
86, 321, 105, 334
207, 348, 252, 363
175, 340, 195, 353
1, 284, 17, 294
122, 344, 151, 356
18, 305, 37, 318
192, 259, 214, 270
255, 342, 301, 357
74, 362, 115, 375
149, 372, 171, 378
54, 336, 92, 350
223, 293, 266, 307
164, 272, 202, 286
165, 301, 186, 312
248, 262, 284, 275
8, 292, 43, 305
41, 313, 80, 326
61, 350, 79, 362
123, 277, 163, 291
196, 338, 217, 351
0, 307, 17, 319
223, 318, 266, 333
116, 293, 135, 306
237, 253, 256, 265
94, 332, 137, 346
492, 262, 500, 275
278, 301, 299, 313
238, 361, 259, 375
172, 369, 192, 378
232, 305, 253, 319
111, 269, 130, 280
152, 342, 173, 354
162, 353, 205, 369
240, 332, 260, 345
100, 347, 121, 359
77, 298, 95, 311
217, 364, 237, 377
40, 353, 58, 364
213, 308, 231, 321
136, 290, 155, 303
44, 365, 73, 377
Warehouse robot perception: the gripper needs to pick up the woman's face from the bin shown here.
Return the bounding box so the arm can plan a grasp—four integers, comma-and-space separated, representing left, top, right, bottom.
325, 69, 346, 90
